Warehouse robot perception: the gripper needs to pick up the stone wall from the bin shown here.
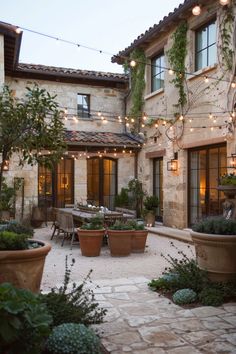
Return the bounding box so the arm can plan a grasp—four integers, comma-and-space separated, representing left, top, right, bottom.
128, 3, 236, 228
0, 35, 4, 88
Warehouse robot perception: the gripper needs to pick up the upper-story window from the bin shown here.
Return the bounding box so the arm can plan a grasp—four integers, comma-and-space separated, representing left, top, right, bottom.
77, 94, 90, 118
195, 20, 216, 71
151, 53, 165, 92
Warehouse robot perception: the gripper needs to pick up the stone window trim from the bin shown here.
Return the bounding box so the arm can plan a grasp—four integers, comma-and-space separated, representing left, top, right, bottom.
182, 136, 225, 149
145, 149, 166, 159
187, 63, 217, 82
144, 87, 164, 101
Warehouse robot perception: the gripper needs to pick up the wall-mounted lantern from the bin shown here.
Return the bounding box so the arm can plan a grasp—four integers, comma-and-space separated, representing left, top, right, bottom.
167, 152, 178, 172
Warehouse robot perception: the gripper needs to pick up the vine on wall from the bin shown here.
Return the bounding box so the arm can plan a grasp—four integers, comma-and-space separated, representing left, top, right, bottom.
167, 21, 188, 111
219, 2, 235, 71
129, 48, 146, 131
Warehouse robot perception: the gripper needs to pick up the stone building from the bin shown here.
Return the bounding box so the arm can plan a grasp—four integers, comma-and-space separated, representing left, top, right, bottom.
113, 0, 236, 228
0, 21, 141, 218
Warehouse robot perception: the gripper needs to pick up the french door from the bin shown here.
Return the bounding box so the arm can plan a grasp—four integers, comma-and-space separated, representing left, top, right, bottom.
38, 158, 74, 208
87, 157, 117, 210
188, 144, 227, 225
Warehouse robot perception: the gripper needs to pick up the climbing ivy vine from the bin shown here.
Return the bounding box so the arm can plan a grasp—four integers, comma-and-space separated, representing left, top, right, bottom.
167, 21, 188, 110
219, 3, 235, 71
128, 48, 146, 131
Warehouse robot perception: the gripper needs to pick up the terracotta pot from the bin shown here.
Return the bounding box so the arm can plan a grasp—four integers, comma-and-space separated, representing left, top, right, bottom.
107, 230, 132, 256
145, 211, 156, 226
191, 230, 236, 282
132, 230, 148, 253
77, 229, 104, 257
0, 240, 51, 293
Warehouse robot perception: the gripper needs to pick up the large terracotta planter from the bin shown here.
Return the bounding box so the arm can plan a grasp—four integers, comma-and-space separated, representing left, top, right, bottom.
107, 230, 132, 256
0, 240, 51, 293
78, 229, 105, 257
191, 230, 236, 282
132, 230, 148, 253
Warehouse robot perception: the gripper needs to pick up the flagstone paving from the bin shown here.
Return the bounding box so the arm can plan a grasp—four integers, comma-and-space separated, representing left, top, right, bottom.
89, 277, 236, 353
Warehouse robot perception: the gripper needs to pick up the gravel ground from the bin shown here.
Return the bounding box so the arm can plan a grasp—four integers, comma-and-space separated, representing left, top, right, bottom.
35, 225, 194, 291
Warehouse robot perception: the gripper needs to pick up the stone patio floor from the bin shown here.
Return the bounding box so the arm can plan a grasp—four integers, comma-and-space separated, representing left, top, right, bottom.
36, 225, 236, 354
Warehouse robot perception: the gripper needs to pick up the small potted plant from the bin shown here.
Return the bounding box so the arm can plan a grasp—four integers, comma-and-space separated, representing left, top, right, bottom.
107, 220, 134, 256
218, 173, 236, 198
77, 214, 105, 257
127, 220, 148, 253
190, 216, 236, 282
143, 195, 159, 226
0, 221, 51, 292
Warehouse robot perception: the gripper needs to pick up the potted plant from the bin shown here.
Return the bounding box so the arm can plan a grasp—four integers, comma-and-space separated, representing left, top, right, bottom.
107, 220, 134, 256
190, 216, 236, 282
143, 195, 159, 226
128, 220, 148, 253
218, 173, 236, 198
0, 222, 51, 292
77, 215, 105, 257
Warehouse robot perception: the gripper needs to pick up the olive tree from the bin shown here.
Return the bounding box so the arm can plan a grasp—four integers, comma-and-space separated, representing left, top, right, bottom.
0, 85, 66, 194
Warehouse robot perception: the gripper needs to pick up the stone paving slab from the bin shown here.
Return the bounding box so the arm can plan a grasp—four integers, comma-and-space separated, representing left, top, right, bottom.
89, 277, 236, 353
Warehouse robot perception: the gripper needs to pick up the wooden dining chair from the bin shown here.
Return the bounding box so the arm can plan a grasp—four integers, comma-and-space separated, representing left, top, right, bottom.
60, 211, 77, 249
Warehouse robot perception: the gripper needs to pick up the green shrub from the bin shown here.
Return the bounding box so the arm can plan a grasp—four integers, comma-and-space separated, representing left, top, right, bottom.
199, 287, 224, 306
143, 195, 159, 210
109, 220, 134, 230
114, 187, 130, 208
4, 221, 34, 237
172, 288, 197, 305
80, 215, 104, 230
0, 282, 52, 354
160, 243, 209, 292
148, 277, 174, 291
40, 257, 106, 328
127, 220, 145, 230
0, 231, 30, 250
192, 216, 236, 235
46, 323, 101, 354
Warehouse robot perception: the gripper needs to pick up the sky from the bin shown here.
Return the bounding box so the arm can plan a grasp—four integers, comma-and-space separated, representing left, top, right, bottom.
1, 0, 183, 73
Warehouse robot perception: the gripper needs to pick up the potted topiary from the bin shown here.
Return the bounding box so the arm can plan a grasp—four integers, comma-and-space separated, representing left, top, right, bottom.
128, 220, 148, 253
190, 216, 236, 282
77, 215, 105, 257
0, 222, 51, 292
143, 195, 159, 226
218, 173, 236, 198
107, 220, 134, 256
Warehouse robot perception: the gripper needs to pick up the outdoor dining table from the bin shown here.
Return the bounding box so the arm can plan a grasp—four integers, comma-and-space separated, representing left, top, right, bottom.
59, 208, 124, 226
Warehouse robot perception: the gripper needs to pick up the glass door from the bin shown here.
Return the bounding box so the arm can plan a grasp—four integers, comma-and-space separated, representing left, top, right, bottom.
153, 158, 163, 221
188, 144, 227, 225
87, 157, 117, 210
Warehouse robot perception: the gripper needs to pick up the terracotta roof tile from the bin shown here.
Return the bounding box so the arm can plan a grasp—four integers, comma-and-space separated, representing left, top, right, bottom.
17, 63, 128, 82
65, 131, 142, 148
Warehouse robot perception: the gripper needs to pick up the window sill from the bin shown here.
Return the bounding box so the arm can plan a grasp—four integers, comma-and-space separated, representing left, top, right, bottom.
145, 88, 164, 100
187, 64, 217, 81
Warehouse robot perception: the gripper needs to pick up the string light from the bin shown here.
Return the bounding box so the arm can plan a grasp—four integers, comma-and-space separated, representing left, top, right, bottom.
204, 76, 209, 83
219, 0, 230, 5
168, 69, 174, 75
14, 24, 235, 87
16, 27, 22, 34
179, 115, 184, 121
192, 5, 201, 16
130, 60, 136, 67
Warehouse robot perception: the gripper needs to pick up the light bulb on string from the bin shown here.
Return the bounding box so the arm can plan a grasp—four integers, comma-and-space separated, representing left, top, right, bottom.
219, 0, 230, 5
209, 113, 213, 119
168, 69, 174, 75
190, 128, 194, 132
130, 60, 136, 67
204, 76, 209, 83
141, 123, 145, 128
15, 27, 22, 34
192, 5, 201, 16
97, 111, 102, 117
179, 115, 184, 121
231, 82, 236, 88
213, 118, 217, 124
188, 118, 192, 123
155, 123, 158, 128
131, 118, 135, 123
